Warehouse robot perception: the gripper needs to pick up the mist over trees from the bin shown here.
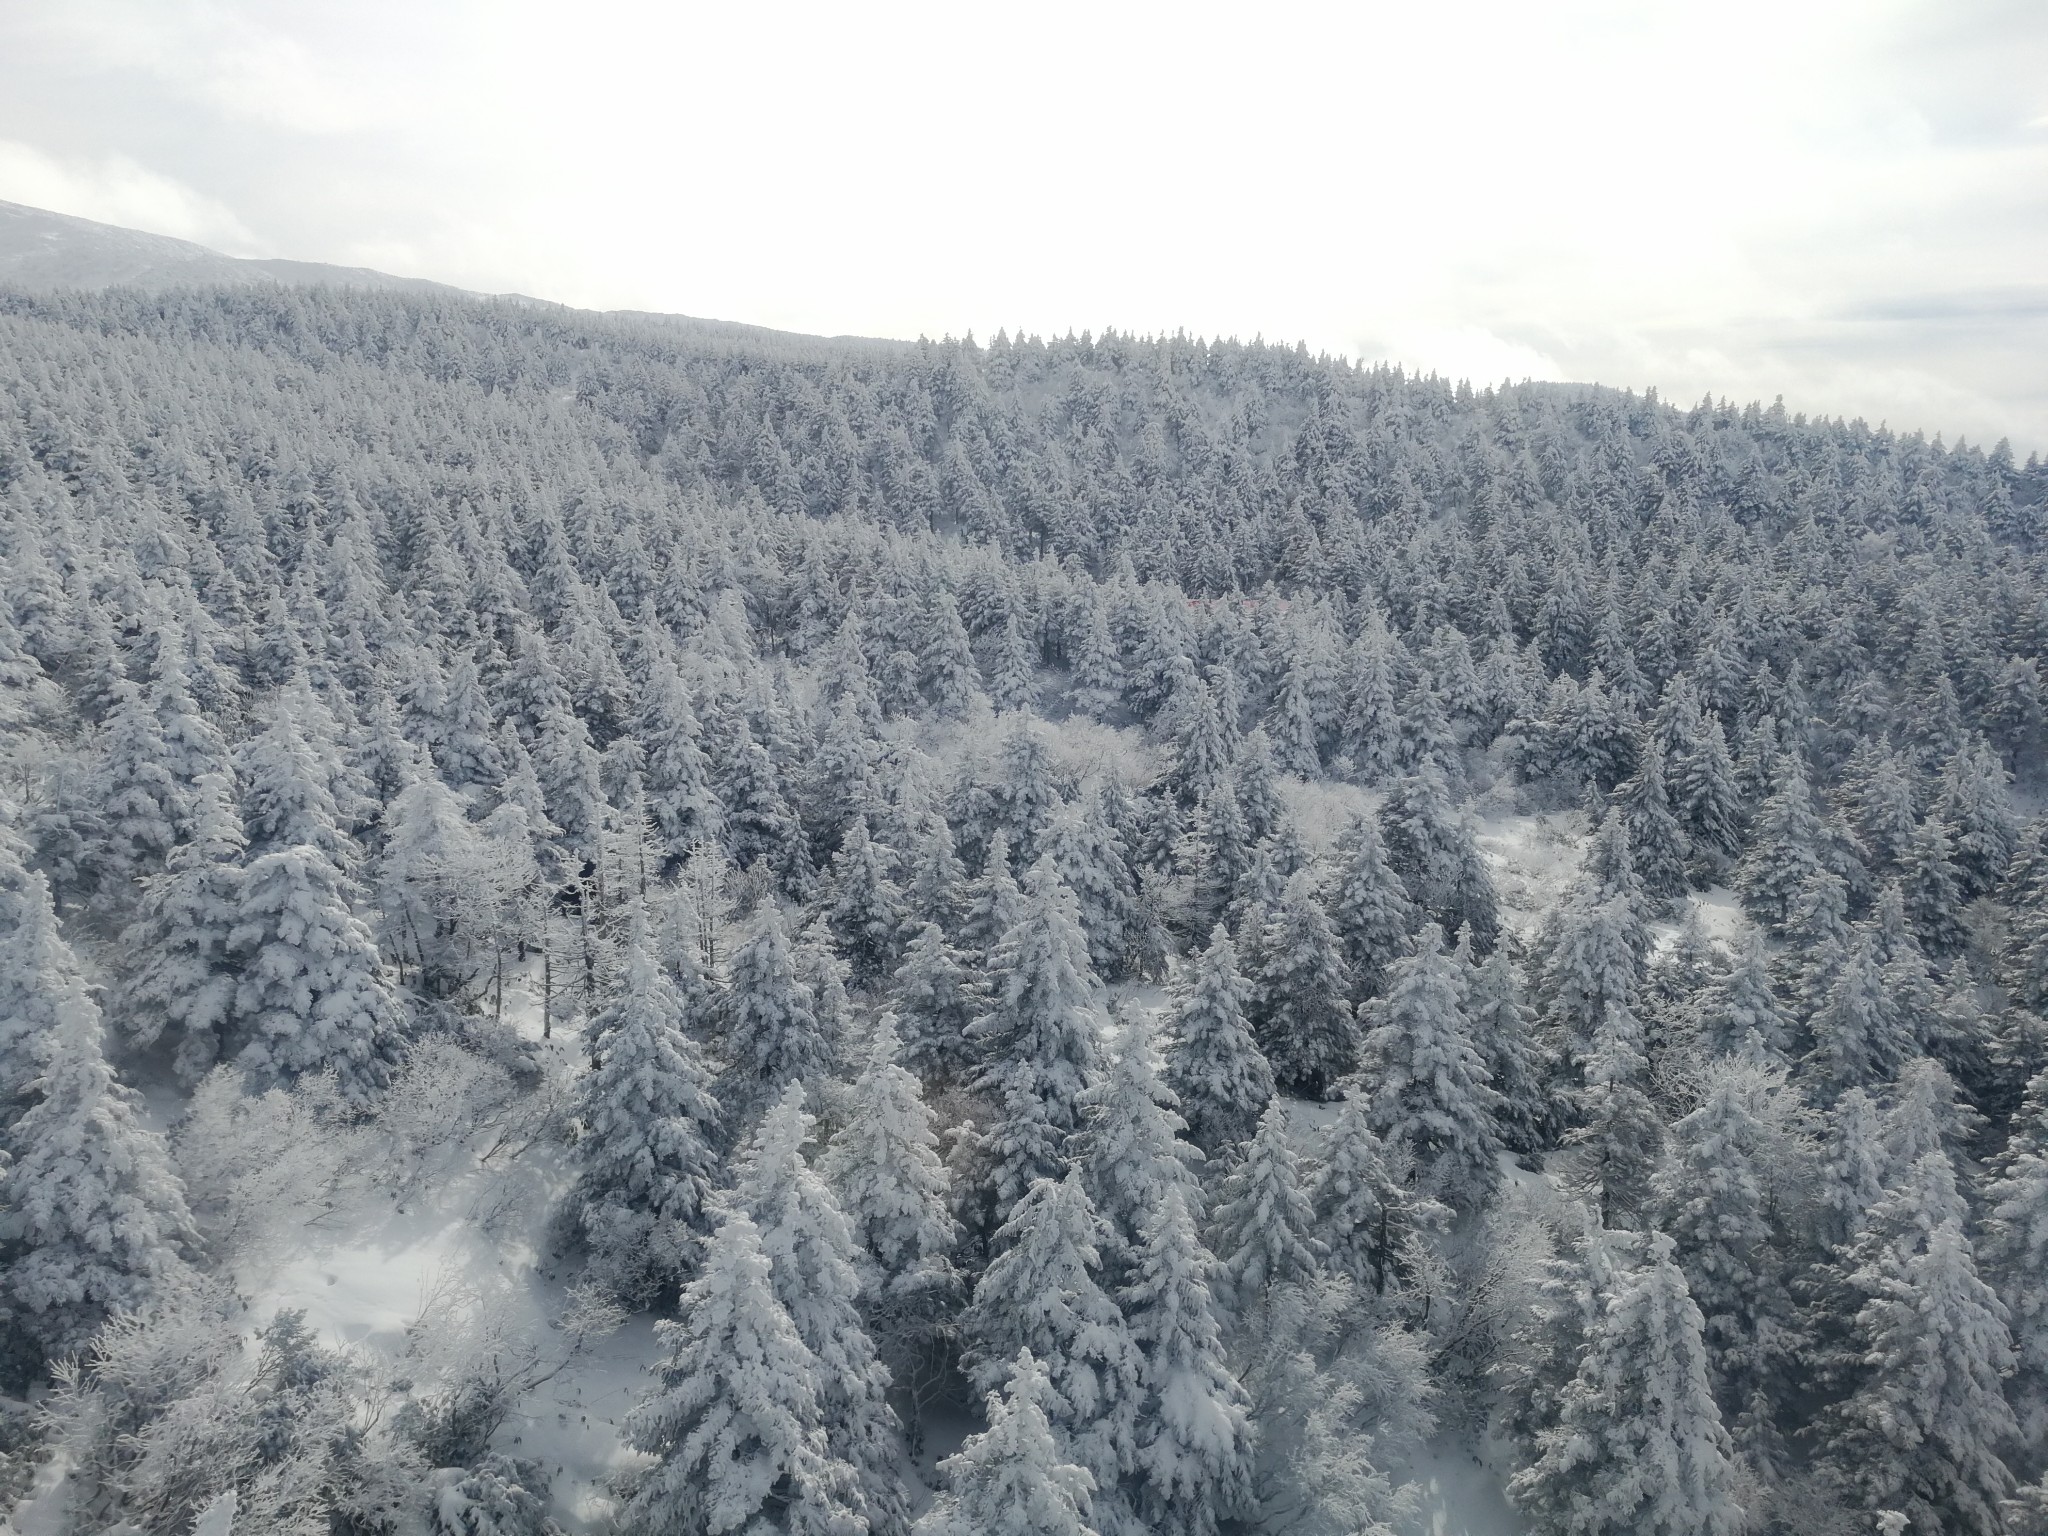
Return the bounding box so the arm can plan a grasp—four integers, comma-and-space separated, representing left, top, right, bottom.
0, 279, 2045, 1534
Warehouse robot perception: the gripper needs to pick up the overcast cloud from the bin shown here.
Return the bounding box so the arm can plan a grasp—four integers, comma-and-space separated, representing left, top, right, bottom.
2, 0, 2043, 448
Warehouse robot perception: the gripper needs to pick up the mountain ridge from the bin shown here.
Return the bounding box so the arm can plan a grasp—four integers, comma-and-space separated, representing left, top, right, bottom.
0, 199, 911, 351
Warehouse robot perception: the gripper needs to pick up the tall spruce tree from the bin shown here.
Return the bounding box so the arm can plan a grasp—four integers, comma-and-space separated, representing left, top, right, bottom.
965, 856, 1107, 1218
916, 1349, 1102, 1536
889, 921, 985, 1085
1251, 873, 1355, 1098
1120, 1182, 1251, 1536
1206, 1102, 1322, 1310
117, 770, 246, 1082
230, 843, 399, 1104
734, 1085, 910, 1536
1507, 1233, 1744, 1536
1360, 924, 1504, 1211
721, 904, 830, 1122
959, 1173, 1144, 1510
572, 920, 723, 1304
1326, 814, 1417, 1005
1162, 926, 1273, 1160
620, 1210, 864, 1536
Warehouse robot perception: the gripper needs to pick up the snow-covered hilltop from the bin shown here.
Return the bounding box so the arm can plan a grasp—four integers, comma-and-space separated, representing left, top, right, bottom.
0, 199, 477, 297
0, 262, 2045, 1536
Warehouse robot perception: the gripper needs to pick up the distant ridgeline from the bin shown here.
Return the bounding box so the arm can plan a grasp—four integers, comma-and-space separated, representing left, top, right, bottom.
2, 280, 2048, 1536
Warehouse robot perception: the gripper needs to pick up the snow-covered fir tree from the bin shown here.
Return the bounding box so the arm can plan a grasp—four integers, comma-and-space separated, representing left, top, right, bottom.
619, 1209, 864, 1536
959, 1172, 1144, 1515
889, 920, 984, 1084
1206, 1102, 1323, 1310
720, 903, 830, 1121
916, 1349, 1101, 1536
229, 842, 400, 1104
1507, 1233, 1744, 1536
115, 770, 246, 1082
732, 1085, 910, 1536
571, 918, 722, 1304
824, 1016, 960, 1420
1311, 1093, 1445, 1302
1326, 814, 1416, 1005
1074, 1009, 1204, 1276
1361, 924, 1504, 1210
1120, 1181, 1252, 1536
1251, 873, 1356, 1098
1162, 925, 1274, 1159
964, 856, 1108, 1221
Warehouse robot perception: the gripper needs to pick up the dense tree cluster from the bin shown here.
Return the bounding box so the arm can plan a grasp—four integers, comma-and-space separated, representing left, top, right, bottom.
1, 281, 2045, 1533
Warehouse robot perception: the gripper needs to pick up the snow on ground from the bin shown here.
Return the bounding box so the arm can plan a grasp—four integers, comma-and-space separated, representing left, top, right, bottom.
176, 976, 660, 1534
1472, 806, 1588, 938
1406, 1438, 1526, 1536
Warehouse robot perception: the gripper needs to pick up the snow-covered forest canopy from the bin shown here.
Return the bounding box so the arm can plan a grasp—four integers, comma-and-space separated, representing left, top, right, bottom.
1, 282, 2047, 1536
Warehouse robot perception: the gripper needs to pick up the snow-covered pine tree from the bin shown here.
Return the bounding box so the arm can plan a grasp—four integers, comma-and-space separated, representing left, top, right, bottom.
148, 638, 233, 828
1541, 894, 1645, 1070
916, 1349, 1102, 1536
1983, 1067, 2048, 1449
991, 611, 1038, 714
1162, 925, 1273, 1160
1497, 1204, 1622, 1462
890, 920, 985, 1085
116, 770, 246, 1082
432, 647, 506, 800
1937, 737, 2020, 898
1120, 1181, 1251, 1536
1342, 621, 1404, 783
1735, 764, 1824, 934
957, 828, 1025, 964
572, 919, 722, 1304
733, 1084, 910, 1536
1900, 812, 1971, 956
824, 1015, 961, 1438
826, 814, 907, 985
1180, 779, 1254, 937
1800, 928, 1914, 1104
230, 843, 400, 1104
1160, 675, 1233, 809
1311, 1092, 1446, 1303
1507, 1232, 1744, 1536
1327, 814, 1416, 1005
375, 761, 497, 998
1047, 792, 1139, 983
235, 694, 351, 865
1615, 734, 1690, 899
1206, 1101, 1323, 1311
1, 966, 195, 1359
903, 811, 966, 937
720, 903, 829, 1123
1566, 1000, 1664, 1226
959, 1172, 1144, 1509
90, 675, 185, 898
1651, 1058, 1797, 1427
965, 856, 1107, 1219
1075, 1010, 1204, 1279
635, 655, 722, 876
1823, 1215, 2018, 1536
1251, 873, 1355, 1098
1694, 927, 1788, 1059
1464, 945, 1555, 1155
1072, 597, 1125, 724
619, 1210, 864, 1536
1670, 711, 1745, 864
1361, 924, 1504, 1211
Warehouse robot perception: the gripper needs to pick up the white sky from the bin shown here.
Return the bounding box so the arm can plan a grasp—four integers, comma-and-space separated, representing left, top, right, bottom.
2, 0, 2044, 448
